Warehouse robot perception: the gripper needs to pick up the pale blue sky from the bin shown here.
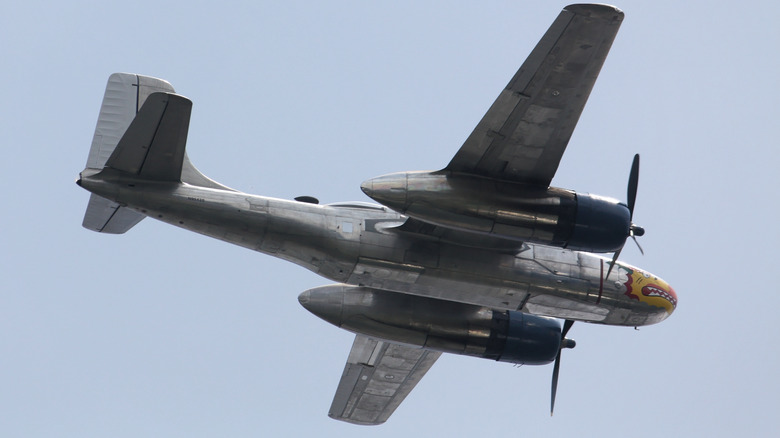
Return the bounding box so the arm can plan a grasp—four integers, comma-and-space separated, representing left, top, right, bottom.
2, 1, 779, 436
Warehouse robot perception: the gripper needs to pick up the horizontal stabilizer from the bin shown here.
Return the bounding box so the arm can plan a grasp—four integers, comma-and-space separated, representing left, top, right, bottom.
82, 194, 144, 234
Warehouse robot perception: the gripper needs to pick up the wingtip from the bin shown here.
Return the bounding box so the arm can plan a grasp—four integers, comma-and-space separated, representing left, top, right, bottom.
564, 4, 624, 21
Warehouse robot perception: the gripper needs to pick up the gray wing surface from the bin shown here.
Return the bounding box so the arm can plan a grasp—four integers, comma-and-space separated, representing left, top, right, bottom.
329, 335, 441, 425
445, 4, 623, 187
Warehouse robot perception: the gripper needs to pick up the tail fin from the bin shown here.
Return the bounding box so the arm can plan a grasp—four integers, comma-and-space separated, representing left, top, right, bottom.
81, 73, 230, 234
82, 73, 173, 233
84, 73, 176, 171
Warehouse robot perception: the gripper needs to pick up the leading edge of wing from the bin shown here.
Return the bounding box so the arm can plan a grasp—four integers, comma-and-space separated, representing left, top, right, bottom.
445, 4, 624, 187
328, 335, 441, 425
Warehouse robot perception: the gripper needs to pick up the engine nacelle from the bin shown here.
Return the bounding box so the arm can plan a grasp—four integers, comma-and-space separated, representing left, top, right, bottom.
488, 310, 562, 364
361, 171, 630, 253
298, 284, 563, 365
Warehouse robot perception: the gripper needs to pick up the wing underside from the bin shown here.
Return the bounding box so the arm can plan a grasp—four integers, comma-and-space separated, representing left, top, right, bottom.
329, 335, 441, 425
445, 4, 623, 187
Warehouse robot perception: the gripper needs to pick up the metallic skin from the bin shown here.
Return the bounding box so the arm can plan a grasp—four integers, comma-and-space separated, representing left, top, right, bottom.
361, 171, 632, 252
77, 3, 678, 425
299, 285, 564, 365
445, 4, 624, 187
327, 336, 441, 425
79, 168, 674, 326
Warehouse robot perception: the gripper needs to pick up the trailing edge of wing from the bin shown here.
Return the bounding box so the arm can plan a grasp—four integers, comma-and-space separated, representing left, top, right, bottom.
329, 335, 441, 425
445, 4, 623, 187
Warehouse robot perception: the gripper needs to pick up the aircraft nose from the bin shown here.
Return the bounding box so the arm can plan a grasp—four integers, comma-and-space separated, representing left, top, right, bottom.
622, 267, 678, 321
646, 281, 677, 324
646, 282, 678, 315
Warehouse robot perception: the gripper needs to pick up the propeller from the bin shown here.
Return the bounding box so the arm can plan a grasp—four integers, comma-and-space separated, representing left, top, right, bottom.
605, 154, 645, 279
550, 319, 576, 416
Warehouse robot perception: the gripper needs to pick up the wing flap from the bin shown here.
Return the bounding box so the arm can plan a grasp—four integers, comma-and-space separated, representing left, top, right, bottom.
329, 335, 441, 425
446, 4, 623, 186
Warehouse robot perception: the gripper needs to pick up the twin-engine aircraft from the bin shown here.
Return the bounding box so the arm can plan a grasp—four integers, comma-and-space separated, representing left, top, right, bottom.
77, 4, 676, 425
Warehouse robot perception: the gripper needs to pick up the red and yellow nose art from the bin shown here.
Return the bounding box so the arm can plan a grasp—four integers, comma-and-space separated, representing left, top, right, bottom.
622, 267, 677, 314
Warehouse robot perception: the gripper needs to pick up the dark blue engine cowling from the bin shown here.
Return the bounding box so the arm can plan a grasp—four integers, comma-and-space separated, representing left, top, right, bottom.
567, 192, 631, 253
484, 311, 562, 365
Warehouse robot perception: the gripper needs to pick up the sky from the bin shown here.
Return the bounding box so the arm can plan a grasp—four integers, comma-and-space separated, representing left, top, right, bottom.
2, 1, 779, 436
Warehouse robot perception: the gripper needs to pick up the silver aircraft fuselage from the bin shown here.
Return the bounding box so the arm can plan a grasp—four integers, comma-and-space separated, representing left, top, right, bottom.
79, 167, 675, 327
77, 5, 678, 423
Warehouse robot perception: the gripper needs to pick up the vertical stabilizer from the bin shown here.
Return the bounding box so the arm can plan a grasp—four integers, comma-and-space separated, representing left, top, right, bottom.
81, 73, 174, 233
81, 73, 233, 233
85, 73, 175, 170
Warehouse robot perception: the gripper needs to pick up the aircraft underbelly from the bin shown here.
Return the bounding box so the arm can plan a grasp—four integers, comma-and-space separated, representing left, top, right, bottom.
348, 256, 598, 322
351, 225, 671, 326
84, 177, 667, 326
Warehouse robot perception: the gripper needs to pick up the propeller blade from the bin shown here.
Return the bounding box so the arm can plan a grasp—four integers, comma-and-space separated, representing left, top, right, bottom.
605, 246, 622, 279
608, 154, 642, 278
550, 320, 574, 416
551, 350, 563, 416
631, 235, 644, 255
561, 319, 574, 338
627, 154, 640, 218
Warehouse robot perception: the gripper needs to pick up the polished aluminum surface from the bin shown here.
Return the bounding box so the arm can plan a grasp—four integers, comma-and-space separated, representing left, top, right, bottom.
299, 284, 563, 364
77, 4, 677, 426
80, 169, 675, 325
361, 171, 632, 252
327, 335, 440, 425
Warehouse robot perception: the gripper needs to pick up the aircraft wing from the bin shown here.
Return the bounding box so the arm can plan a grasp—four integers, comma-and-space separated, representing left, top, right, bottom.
445, 4, 623, 187
328, 335, 441, 425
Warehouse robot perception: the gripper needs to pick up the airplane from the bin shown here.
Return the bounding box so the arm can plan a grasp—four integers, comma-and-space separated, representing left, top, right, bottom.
76, 3, 676, 425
